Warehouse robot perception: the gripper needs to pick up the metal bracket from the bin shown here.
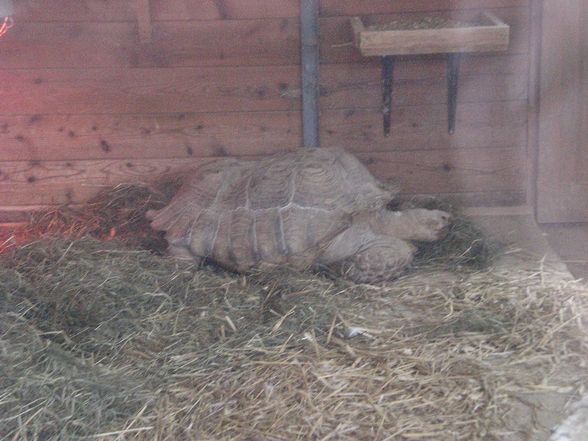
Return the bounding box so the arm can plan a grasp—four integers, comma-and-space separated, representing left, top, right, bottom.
381, 56, 395, 137
447, 53, 461, 134
380, 53, 463, 136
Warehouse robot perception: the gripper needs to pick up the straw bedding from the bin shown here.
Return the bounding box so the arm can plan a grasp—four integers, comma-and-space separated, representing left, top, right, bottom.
0, 185, 587, 440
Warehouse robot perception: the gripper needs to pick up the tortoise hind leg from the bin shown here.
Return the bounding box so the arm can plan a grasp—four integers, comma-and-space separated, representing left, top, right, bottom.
338, 238, 416, 284
168, 243, 203, 265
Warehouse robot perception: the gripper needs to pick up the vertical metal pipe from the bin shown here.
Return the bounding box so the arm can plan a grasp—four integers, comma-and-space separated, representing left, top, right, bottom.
447, 53, 461, 134
301, 0, 320, 147
382, 56, 395, 137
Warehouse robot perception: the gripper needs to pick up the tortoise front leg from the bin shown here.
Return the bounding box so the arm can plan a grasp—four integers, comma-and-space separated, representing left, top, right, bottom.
337, 238, 416, 284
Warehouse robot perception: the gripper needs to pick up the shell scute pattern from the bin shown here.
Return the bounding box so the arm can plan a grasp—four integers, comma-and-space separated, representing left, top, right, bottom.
148, 148, 404, 275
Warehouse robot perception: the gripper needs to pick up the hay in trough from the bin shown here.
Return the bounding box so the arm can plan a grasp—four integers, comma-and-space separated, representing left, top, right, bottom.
395, 196, 503, 270
1, 236, 587, 440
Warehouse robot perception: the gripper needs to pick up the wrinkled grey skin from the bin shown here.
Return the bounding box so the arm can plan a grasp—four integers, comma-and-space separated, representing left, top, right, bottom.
318, 208, 451, 283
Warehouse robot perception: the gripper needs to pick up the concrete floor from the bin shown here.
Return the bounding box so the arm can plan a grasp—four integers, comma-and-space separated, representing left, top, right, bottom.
542, 223, 588, 282
470, 215, 587, 441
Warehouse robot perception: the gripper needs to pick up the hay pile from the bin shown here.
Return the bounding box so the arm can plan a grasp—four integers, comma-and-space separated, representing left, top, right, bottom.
1, 238, 587, 440
3, 184, 502, 270
1, 178, 183, 255
0, 186, 587, 440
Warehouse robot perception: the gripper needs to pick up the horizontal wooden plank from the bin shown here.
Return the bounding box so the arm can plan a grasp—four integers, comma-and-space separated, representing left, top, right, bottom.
1, 8, 525, 69
152, 0, 300, 21
137, 0, 154, 44
320, 63, 528, 109
0, 67, 299, 115
14, 0, 136, 22
322, 51, 528, 82
357, 146, 526, 194
0, 158, 216, 206
0, 101, 525, 163
0, 19, 299, 68
14, 0, 527, 22
14, 0, 300, 22
0, 147, 525, 206
0, 56, 526, 115
321, 101, 528, 152
0, 112, 301, 161
0, 22, 136, 68
320, 0, 529, 17
136, 19, 299, 67
353, 19, 510, 57
322, 7, 529, 63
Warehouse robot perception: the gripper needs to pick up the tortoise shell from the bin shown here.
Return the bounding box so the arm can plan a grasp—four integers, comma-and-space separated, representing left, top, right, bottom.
147, 148, 395, 272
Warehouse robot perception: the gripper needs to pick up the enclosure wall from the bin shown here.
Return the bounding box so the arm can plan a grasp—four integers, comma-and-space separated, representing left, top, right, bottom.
0, 0, 531, 211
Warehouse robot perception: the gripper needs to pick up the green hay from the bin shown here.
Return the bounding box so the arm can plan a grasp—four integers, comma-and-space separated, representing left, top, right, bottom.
397, 197, 503, 269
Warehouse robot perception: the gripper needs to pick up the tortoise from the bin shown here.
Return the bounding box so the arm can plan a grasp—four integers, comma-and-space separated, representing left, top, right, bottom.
147, 148, 451, 283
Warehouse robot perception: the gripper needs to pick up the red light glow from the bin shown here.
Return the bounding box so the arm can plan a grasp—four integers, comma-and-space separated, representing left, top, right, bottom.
0, 16, 13, 38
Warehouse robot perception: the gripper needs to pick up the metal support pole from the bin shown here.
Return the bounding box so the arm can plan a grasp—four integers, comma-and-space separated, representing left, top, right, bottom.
301, 0, 320, 147
382, 56, 395, 137
447, 53, 461, 134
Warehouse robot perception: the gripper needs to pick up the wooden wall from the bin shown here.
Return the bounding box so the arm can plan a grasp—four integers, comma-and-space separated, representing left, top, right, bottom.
0, 0, 531, 210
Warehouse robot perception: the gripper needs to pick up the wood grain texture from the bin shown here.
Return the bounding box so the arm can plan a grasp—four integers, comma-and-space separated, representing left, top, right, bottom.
0, 22, 137, 69
136, 0, 153, 44
14, 0, 299, 22
0, 67, 300, 115
1, 0, 532, 210
0, 10, 525, 69
536, 0, 588, 222
0, 146, 524, 206
321, 101, 527, 152
325, 53, 527, 80
357, 146, 525, 194
322, 7, 528, 63
320, 63, 527, 109
137, 19, 299, 67
0, 19, 299, 68
14, 0, 136, 22
151, 0, 300, 20
352, 14, 509, 57
525, 0, 542, 216
0, 112, 301, 161
321, 0, 529, 17
0, 62, 526, 115
14, 0, 527, 21
0, 102, 524, 163
0, 158, 215, 206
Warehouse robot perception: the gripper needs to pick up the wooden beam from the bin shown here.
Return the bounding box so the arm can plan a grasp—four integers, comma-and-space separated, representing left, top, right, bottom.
527, 0, 542, 218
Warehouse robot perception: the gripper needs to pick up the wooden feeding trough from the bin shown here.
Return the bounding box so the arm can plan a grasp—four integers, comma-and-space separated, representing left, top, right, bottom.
351, 12, 510, 135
